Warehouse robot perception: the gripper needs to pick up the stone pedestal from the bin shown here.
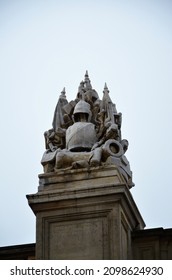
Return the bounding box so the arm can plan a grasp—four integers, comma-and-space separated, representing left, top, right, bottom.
27, 166, 145, 259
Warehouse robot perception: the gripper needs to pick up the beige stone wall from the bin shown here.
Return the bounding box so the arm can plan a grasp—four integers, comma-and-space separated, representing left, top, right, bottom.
27, 166, 145, 260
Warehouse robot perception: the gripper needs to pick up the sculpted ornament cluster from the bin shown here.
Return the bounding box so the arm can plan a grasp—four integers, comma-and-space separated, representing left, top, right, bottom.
41, 72, 134, 188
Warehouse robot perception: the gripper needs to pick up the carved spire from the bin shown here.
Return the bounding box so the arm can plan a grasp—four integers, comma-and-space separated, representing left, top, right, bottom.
103, 83, 109, 94
84, 70, 92, 90
103, 83, 112, 104
59, 87, 66, 99
102, 83, 117, 124
85, 70, 89, 80
52, 88, 68, 130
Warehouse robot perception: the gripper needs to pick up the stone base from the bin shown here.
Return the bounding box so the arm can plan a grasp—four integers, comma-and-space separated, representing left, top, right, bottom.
27, 166, 145, 259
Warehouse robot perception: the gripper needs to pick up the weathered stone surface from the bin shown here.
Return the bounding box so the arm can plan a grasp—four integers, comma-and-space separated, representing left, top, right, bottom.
26, 72, 145, 260
48, 217, 108, 259
2, 228, 172, 259
27, 166, 145, 260
132, 228, 172, 259
38, 165, 125, 191
41, 72, 134, 188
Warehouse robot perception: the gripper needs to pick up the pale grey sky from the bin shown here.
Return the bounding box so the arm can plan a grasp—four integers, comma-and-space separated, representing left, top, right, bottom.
0, 0, 172, 246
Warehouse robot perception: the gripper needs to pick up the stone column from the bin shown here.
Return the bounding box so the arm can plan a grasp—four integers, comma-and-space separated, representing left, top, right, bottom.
27, 166, 145, 259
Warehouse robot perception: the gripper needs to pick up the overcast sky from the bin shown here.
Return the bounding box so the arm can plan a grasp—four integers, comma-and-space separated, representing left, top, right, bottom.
0, 0, 172, 247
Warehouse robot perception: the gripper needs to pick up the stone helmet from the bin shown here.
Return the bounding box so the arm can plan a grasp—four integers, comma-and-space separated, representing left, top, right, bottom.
73, 100, 92, 121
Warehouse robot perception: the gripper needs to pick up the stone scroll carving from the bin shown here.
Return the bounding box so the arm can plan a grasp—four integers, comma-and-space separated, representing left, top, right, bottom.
41, 72, 134, 188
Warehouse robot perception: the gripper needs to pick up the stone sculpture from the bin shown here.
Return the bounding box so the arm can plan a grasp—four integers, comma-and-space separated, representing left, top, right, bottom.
41, 71, 134, 188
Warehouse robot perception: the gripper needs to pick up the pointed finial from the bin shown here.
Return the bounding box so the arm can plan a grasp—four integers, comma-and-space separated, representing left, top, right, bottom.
84, 70, 92, 90
59, 87, 66, 99
103, 83, 109, 94
85, 70, 89, 78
